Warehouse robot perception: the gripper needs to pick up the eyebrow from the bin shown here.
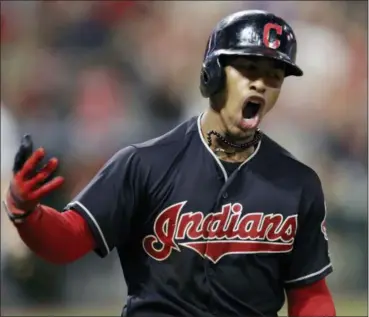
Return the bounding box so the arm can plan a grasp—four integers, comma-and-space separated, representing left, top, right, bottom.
232, 58, 285, 71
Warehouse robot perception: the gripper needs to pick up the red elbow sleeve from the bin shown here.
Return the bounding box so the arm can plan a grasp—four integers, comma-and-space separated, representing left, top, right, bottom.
287, 279, 336, 317
15, 205, 95, 264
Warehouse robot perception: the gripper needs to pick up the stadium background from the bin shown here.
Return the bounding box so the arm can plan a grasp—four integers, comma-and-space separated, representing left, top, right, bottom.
1, 1, 367, 316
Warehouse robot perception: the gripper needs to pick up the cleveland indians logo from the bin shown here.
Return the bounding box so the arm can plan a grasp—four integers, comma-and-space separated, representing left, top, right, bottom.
263, 23, 283, 49
143, 202, 298, 263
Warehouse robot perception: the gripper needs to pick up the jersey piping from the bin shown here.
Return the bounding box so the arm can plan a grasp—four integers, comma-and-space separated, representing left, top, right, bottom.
66, 200, 110, 255
284, 263, 333, 284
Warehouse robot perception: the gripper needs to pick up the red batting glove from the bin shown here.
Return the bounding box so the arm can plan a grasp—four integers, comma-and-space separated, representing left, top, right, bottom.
3, 134, 64, 223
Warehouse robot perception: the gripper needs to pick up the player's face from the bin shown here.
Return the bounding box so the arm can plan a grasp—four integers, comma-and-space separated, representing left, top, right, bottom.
220, 56, 285, 140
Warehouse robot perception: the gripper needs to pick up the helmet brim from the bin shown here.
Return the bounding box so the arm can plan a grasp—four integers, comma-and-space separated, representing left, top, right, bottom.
213, 47, 303, 77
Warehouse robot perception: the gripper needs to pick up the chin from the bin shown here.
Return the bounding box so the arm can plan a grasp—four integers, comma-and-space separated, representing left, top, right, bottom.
226, 127, 255, 142
242, 129, 256, 137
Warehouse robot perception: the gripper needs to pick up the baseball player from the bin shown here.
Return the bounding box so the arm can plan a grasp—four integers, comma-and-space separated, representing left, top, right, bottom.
4, 10, 336, 317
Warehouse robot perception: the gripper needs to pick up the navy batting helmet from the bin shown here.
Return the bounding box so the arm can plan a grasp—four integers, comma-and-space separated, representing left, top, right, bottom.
200, 10, 303, 98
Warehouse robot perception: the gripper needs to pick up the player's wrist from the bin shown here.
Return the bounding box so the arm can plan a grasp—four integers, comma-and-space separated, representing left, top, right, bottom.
3, 189, 40, 224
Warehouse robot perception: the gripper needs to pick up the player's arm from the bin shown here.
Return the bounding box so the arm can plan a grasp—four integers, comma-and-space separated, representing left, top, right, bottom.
3, 134, 144, 263
287, 278, 335, 317
7, 202, 96, 264
283, 171, 336, 316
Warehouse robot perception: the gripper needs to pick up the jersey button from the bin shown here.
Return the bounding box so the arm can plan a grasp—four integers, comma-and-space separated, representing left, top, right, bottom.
222, 192, 228, 199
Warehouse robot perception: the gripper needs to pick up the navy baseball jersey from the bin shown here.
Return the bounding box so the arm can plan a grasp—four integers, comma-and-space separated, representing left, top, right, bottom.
65, 115, 333, 317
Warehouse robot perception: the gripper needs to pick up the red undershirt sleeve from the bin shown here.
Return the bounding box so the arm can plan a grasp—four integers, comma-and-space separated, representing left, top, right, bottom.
14, 204, 96, 264
287, 278, 336, 317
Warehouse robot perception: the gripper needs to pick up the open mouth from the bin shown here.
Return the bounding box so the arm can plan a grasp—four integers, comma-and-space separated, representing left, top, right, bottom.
243, 101, 261, 119
239, 97, 265, 130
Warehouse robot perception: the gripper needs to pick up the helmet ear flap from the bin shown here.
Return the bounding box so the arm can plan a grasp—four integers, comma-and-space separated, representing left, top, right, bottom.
200, 57, 225, 98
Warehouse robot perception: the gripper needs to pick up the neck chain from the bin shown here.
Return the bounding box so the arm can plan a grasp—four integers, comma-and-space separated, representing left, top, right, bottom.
207, 129, 262, 153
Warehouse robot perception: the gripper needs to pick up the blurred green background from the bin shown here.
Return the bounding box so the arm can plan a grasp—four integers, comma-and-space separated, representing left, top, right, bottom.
1, 1, 367, 316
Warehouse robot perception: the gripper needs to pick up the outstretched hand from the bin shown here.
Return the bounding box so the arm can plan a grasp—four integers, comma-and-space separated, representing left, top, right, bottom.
6, 134, 64, 217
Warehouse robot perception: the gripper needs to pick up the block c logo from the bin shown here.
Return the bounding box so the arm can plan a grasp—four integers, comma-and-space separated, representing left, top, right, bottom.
263, 23, 283, 49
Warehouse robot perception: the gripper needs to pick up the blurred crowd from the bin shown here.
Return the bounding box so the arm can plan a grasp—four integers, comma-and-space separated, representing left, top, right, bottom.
1, 0, 367, 312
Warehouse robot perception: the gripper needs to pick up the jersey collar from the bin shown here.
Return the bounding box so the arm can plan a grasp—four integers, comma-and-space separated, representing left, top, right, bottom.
196, 113, 262, 181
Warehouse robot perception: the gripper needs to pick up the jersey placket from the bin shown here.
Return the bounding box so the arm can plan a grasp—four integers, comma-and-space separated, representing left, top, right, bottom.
202, 165, 243, 315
